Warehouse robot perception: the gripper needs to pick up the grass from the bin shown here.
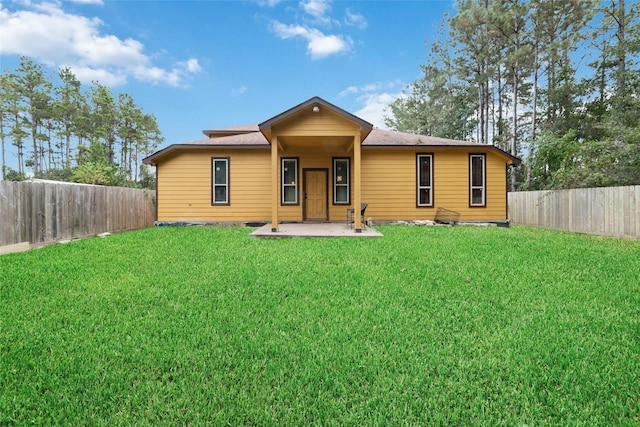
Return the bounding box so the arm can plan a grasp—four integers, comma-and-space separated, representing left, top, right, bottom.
1, 225, 639, 425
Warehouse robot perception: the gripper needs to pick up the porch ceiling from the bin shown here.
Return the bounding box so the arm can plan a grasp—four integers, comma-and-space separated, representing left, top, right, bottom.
278, 135, 354, 152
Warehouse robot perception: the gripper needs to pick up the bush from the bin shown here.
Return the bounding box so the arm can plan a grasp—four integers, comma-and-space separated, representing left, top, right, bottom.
2, 166, 27, 181
72, 162, 124, 186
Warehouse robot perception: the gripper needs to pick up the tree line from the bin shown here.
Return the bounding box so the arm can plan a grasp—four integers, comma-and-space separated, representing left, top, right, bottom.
0, 56, 163, 188
385, 0, 639, 191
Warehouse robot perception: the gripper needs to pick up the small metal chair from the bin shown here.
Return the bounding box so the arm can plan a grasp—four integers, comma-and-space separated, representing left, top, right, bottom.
347, 202, 368, 228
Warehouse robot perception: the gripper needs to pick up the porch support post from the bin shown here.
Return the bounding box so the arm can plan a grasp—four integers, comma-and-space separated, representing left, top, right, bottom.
353, 133, 362, 233
271, 135, 279, 232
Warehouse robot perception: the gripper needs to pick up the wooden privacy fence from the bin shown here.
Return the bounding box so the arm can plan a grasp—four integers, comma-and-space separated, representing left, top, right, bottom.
0, 180, 156, 247
508, 185, 640, 239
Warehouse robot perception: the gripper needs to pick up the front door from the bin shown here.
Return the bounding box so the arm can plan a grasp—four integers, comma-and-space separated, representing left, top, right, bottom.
304, 169, 328, 220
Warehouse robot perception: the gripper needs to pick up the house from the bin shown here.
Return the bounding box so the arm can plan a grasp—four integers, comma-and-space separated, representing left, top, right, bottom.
143, 96, 520, 232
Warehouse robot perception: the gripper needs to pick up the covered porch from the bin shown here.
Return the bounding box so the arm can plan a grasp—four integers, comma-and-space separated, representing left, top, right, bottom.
259, 97, 373, 233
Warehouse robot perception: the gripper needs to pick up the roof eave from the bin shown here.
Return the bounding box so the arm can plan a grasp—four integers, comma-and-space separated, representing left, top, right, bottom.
202, 129, 258, 138
142, 143, 269, 166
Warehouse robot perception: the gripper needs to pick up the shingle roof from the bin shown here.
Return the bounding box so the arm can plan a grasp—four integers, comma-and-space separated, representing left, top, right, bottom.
143, 96, 522, 166
144, 126, 520, 165
145, 95, 524, 165
202, 124, 259, 138
363, 129, 485, 147
185, 131, 268, 146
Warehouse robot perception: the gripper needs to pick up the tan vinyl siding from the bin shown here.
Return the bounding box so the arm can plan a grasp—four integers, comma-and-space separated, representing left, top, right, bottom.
274, 108, 360, 137
277, 145, 353, 222
154, 145, 510, 223
361, 148, 508, 221
157, 149, 271, 222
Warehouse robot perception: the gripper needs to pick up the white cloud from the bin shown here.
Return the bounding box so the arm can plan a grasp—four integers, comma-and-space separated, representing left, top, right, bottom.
231, 86, 247, 96
67, 65, 126, 86
69, 0, 104, 4
353, 92, 400, 130
300, 0, 331, 19
339, 81, 404, 128
344, 8, 367, 29
181, 58, 202, 74
270, 21, 351, 59
0, 2, 200, 87
256, 0, 282, 6
265, 0, 365, 58
339, 86, 359, 96
339, 80, 403, 97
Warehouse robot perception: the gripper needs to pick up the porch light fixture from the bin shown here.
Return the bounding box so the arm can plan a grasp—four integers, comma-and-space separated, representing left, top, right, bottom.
312, 106, 320, 113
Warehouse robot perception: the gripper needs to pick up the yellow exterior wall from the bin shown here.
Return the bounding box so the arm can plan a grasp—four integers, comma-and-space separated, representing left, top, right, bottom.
277, 144, 353, 222
157, 148, 271, 222
361, 148, 508, 221
154, 145, 510, 223
273, 108, 360, 137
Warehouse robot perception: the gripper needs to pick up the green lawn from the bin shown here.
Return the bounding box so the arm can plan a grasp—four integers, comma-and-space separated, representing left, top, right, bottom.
1, 225, 639, 425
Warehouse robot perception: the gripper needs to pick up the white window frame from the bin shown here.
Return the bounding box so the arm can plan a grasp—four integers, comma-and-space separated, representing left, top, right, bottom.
333, 158, 350, 205
469, 154, 486, 207
281, 158, 298, 205
417, 154, 434, 207
212, 157, 229, 205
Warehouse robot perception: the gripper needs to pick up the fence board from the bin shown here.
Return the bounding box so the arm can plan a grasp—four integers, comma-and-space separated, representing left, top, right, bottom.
509, 185, 640, 239
0, 181, 156, 247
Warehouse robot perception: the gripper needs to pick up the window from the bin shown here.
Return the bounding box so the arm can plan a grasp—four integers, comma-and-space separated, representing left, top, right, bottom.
417, 154, 433, 207
333, 158, 350, 205
281, 158, 298, 205
470, 154, 486, 207
212, 157, 229, 205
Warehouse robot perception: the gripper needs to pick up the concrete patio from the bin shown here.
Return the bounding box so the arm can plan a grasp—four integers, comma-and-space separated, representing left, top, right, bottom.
249, 222, 383, 238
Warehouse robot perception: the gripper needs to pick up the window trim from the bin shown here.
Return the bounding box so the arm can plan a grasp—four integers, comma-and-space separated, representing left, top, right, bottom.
211, 157, 230, 206
332, 157, 351, 205
281, 157, 299, 206
469, 153, 486, 207
416, 153, 434, 207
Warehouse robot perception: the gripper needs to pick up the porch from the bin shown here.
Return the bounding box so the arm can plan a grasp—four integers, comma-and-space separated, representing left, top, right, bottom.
250, 222, 383, 238
259, 97, 373, 233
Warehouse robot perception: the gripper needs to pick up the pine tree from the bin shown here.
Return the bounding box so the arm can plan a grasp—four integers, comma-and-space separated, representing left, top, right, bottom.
13, 57, 52, 176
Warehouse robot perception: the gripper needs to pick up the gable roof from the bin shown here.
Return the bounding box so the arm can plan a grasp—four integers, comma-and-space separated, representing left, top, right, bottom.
142, 97, 521, 166
143, 126, 520, 166
258, 96, 373, 135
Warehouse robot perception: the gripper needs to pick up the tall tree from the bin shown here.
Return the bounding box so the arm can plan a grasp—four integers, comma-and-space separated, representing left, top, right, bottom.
1, 56, 163, 187
89, 83, 117, 166
0, 72, 27, 175
490, 0, 533, 191
13, 57, 52, 176
385, 37, 476, 140
450, 0, 494, 145
0, 73, 16, 179
117, 93, 143, 180
54, 67, 86, 169
136, 113, 163, 181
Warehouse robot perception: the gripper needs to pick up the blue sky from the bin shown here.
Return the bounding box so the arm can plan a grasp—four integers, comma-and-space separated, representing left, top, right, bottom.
1, 0, 453, 157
